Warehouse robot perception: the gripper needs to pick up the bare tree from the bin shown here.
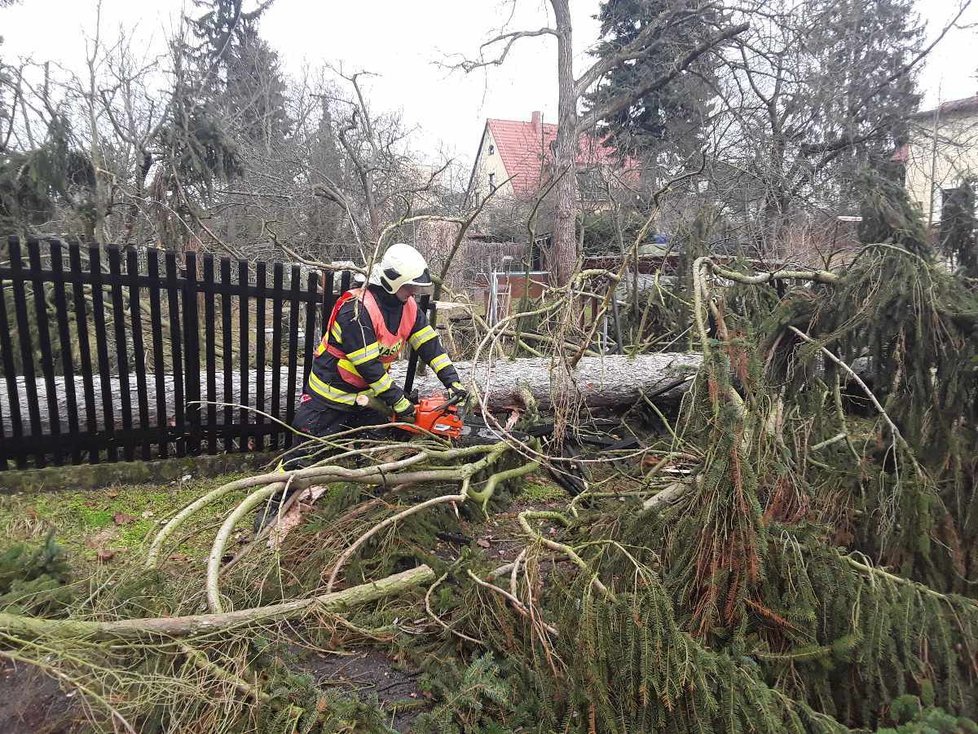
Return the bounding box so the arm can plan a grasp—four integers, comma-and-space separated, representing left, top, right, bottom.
455, 0, 746, 284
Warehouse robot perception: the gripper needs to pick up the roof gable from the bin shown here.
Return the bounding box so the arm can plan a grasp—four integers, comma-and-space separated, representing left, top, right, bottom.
484, 116, 634, 198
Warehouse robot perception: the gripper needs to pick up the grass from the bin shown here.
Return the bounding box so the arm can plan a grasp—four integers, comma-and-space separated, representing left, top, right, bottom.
519, 475, 565, 502
0, 465, 575, 580
0, 472, 254, 570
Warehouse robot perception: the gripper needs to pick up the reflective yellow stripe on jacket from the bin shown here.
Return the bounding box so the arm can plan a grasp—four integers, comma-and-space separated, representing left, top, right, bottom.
308, 371, 358, 406
308, 363, 395, 407
430, 353, 452, 374
346, 342, 380, 365
409, 325, 437, 349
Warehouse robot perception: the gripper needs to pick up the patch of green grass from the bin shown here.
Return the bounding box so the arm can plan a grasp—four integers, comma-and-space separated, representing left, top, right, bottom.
0, 472, 255, 568
519, 475, 564, 502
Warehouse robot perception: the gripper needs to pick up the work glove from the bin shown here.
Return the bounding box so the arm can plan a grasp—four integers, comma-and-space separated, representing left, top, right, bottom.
447, 381, 469, 404
393, 400, 416, 422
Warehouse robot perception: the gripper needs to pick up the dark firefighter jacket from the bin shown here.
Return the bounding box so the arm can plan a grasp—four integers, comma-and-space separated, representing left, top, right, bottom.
306, 284, 460, 413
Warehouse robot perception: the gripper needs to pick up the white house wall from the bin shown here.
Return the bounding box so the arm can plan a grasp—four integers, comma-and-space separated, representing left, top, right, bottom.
469, 127, 513, 204
905, 111, 978, 225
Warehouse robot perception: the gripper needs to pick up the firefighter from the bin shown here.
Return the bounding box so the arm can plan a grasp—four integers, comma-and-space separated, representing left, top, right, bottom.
257, 243, 466, 528
297, 242, 467, 440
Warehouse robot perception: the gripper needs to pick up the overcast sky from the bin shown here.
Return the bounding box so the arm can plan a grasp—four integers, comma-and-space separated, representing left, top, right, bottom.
2, 0, 976, 165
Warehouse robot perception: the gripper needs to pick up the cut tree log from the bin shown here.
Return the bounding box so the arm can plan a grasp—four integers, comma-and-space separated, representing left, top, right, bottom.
0, 354, 703, 435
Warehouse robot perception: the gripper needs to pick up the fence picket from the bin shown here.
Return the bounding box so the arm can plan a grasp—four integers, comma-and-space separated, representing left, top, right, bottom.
26, 239, 62, 464
238, 259, 250, 451
220, 257, 234, 451
88, 245, 115, 463
302, 271, 319, 396
1, 238, 25, 468
68, 244, 97, 444
9, 238, 44, 466
270, 263, 284, 450
203, 255, 217, 455
107, 246, 135, 461
181, 252, 200, 455
147, 250, 169, 459
126, 248, 151, 460
285, 265, 302, 430
48, 240, 81, 463
254, 262, 267, 451
0, 378, 5, 470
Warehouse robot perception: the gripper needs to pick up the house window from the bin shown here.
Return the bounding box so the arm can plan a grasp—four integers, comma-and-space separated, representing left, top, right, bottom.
488, 144, 495, 155
939, 183, 977, 224
489, 172, 496, 193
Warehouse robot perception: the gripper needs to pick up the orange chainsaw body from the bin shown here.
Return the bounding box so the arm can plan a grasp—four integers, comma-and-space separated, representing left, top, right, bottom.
399, 394, 464, 439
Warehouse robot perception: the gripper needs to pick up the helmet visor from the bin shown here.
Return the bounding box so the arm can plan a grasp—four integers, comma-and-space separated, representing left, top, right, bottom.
406, 268, 432, 287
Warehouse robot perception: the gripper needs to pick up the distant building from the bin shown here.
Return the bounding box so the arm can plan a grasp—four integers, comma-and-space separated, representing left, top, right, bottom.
898, 94, 978, 226
465, 111, 638, 207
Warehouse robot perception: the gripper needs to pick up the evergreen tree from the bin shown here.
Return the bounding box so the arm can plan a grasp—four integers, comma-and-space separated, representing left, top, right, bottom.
584, 0, 720, 163
939, 178, 977, 278
802, 0, 923, 205
187, 0, 291, 147
153, 0, 284, 248
223, 33, 291, 149
0, 117, 96, 236
856, 161, 930, 256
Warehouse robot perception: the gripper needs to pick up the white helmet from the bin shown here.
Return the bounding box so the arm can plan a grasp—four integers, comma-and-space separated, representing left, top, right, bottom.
368, 243, 432, 294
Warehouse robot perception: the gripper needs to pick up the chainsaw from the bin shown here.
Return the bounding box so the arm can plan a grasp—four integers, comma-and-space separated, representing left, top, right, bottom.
354, 391, 594, 493
356, 394, 600, 496
354, 391, 505, 444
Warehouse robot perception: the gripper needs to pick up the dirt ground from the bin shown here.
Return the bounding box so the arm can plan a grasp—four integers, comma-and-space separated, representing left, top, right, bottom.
0, 647, 425, 733
294, 647, 426, 731
0, 661, 83, 734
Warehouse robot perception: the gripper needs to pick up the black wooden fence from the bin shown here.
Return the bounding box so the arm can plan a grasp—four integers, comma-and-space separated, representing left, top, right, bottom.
0, 236, 354, 471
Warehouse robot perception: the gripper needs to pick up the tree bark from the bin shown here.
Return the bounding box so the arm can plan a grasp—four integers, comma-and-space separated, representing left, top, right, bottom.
549, 0, 581, 286
0, 354, 703, 435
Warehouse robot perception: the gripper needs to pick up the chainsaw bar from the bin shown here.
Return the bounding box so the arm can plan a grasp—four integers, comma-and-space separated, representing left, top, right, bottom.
458, 420, 529, 445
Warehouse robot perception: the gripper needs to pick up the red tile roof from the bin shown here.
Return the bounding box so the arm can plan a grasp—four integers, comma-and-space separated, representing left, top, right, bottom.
485, 115, 636, 198
912, 94, 978, 119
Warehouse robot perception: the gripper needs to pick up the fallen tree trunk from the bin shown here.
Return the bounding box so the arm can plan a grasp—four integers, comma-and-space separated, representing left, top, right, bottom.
0, 564, 435, 640
418, 354, 703, 410
0, 354, 703, 435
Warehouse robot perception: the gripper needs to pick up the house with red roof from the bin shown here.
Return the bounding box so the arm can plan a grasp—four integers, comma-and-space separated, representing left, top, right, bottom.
465, 111, 638, 208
